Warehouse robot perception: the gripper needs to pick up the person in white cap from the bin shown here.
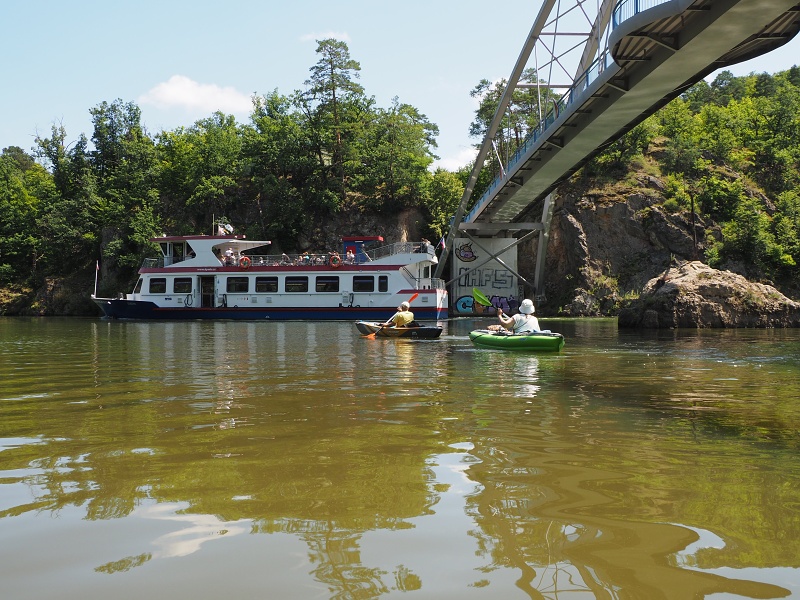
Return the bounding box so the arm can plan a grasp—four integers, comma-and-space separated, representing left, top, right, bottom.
381, 301, 414, 327
496, 299, 540, 334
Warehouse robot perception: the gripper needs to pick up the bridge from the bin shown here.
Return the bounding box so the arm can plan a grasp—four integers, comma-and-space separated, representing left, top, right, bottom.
435, 0, 800, 307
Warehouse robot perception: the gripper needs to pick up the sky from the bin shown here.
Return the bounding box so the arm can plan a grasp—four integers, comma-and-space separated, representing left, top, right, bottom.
2, 1, 800, 172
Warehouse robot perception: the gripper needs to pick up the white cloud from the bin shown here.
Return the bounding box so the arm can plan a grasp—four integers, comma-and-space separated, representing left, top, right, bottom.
433, 147, 478, 172
138, 75, 252, 115
299, 31, 351, 43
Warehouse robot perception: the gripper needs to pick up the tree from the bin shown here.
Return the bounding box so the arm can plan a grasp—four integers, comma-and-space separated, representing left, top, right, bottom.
156, 112, 243, 233
0, 150, 41, 281
787, 65, 800, 87
301, 38, 365, 207
710, 70, 747, 105
424, 168, 464, 239
244, 91, 326, 245
697, 104, 737, 165
658, 99, 701, 173
354, 98, 438, 210
468, 68, 558, 181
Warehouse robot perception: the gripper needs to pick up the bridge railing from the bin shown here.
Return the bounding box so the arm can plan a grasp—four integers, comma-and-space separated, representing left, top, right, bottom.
464, 0, 673, 223
612, 0, 670, 26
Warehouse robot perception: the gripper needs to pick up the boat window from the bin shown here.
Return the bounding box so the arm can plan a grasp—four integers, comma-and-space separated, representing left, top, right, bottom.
226, 277, 249, 293
285, 276, 308, 293
378, 276, 388, 293
174, 278, 192, 293
316, 276, 339, 293
353, 276, 374, 292
255, 276, 278, 293
149, 278, 167, 294
133, 278, 143, 293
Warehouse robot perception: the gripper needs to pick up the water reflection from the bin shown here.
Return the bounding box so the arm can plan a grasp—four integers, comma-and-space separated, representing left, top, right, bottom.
1, 318, 799, 598
96, 501, 249, 573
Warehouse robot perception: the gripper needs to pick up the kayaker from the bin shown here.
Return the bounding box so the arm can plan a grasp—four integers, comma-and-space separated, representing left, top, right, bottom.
497, 299, 540, 334
381, 301, 414, 328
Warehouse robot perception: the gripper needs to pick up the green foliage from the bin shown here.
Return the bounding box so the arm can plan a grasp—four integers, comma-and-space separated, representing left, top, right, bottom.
718, 197, 796, 276
352, 98, 438, 211
665, 68, 800, 285
468, 68, 560, 180
696, 176, 746, 221
658, 100, 701, 174
586, 119, 657, 176
0, 150, 41, 281
662, 174, 691, 214
424, 169, 465, 239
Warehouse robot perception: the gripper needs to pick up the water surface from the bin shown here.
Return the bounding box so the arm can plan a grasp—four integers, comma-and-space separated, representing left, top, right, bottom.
1, 317, 799, 599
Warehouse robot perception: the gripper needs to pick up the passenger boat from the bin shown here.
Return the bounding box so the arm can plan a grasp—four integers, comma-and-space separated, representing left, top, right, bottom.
92, 233, 448, 320
354, 321, 443, 339
469, 329, 565, 351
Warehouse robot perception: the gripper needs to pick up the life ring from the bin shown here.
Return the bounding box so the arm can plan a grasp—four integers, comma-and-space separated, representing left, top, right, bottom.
329, 255, 342, 268
239, 256, 251, 269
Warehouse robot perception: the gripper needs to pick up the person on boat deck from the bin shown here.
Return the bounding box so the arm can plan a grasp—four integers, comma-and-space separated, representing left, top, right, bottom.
345, 249, 355, 264
496, 299, 540, 334
381, 301, 414, 328
415, 238, 431, 253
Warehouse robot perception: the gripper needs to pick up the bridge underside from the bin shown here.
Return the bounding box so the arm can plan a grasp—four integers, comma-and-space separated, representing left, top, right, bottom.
464, 0, 800, 232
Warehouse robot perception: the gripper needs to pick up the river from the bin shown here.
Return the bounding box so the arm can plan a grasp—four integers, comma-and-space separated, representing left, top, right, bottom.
1, 316, 799, 599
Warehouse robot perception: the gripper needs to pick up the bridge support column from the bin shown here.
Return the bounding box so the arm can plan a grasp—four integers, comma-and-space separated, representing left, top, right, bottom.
533, 193, 555, 302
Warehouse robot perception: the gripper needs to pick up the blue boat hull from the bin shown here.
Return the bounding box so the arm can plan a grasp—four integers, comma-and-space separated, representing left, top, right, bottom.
94, 298, 445, 321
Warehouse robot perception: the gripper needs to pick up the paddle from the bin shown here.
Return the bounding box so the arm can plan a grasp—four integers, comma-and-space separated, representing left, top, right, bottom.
472, 287, 492, 307
364, 293, 420, 338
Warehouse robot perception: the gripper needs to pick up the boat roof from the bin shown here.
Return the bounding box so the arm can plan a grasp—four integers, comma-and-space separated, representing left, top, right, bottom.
153, 235, 272, 253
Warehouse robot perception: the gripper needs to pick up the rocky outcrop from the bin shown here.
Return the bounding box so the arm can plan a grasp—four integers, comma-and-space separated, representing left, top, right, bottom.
618, 261, 800, 328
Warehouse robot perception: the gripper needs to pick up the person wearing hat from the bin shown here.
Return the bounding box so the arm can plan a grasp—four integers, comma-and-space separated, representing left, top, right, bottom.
496, 299, 539, 334
381, 301, 415, 328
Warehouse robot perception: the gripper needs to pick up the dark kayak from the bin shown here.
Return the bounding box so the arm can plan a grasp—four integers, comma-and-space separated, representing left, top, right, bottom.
355, 321, 443, 339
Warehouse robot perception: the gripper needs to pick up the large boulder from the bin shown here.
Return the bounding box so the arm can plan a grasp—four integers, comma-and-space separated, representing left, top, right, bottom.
618, 261, 800, 328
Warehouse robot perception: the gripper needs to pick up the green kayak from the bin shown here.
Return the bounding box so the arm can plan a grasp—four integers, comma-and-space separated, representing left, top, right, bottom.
469, 329, 565, 352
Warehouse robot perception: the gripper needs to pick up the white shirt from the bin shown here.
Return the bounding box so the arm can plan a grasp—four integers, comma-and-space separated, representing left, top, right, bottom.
511, 313, 540, 334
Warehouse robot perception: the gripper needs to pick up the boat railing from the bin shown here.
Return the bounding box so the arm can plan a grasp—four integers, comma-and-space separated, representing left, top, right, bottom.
421, 278, 446, 291
141, 241, 438, 269
366, 241, 437, 261
143, 255, 197, 268
229, 253, 355, 267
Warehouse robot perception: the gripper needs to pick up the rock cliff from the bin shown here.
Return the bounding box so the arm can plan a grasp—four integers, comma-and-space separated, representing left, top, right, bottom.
522, 181, 710, 316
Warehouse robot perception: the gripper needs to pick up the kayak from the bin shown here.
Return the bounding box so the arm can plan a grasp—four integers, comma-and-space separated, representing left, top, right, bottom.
469, 329, 565, 351
355, 321, 443, 339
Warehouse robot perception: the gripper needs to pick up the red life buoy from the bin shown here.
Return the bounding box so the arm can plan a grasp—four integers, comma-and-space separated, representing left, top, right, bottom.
329, 255, 342, 268
239, 256, 251, 269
